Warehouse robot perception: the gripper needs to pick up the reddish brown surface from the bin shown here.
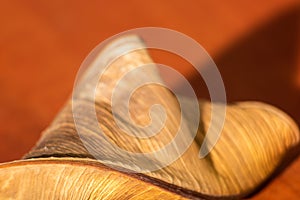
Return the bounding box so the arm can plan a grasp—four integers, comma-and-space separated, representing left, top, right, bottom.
0, 1, 299, 199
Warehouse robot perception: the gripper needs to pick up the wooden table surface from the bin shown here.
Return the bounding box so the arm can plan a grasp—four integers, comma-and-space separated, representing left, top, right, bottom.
0, 1, 299, 199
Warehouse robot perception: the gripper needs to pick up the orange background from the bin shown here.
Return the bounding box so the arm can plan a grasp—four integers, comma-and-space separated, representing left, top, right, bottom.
0, 1, 299, 199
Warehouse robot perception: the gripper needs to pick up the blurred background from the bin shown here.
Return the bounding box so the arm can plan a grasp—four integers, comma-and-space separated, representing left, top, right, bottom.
0, 0, 299, 199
